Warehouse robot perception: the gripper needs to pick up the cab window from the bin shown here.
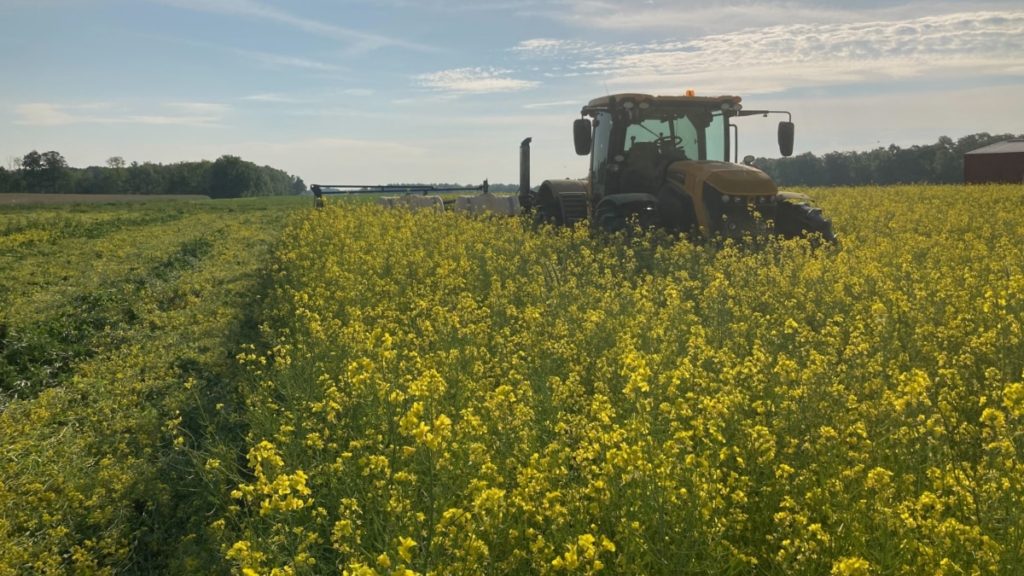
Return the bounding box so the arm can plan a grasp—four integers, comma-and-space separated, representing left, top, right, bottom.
625, 115, 699, 160
705, 111, 727, 161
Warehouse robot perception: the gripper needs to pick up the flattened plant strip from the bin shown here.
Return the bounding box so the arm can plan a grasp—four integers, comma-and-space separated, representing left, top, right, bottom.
0, 198, 300, 574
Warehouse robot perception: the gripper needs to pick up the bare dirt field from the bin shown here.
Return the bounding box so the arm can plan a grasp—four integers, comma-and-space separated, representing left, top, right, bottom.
0, 193, 210, 206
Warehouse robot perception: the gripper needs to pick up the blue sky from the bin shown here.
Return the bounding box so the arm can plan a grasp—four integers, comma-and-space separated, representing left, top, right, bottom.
2, 0, 1022, 185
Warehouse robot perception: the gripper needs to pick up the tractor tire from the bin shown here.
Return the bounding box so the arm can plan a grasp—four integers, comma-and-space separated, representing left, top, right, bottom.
775, 200, 837, 244
533, 202, 558, 226
595, 203, 627, 233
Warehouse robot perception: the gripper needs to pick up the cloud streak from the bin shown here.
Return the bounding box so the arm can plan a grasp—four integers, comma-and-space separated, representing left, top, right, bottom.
512, 11, 1024, 94
154, 0, 436, 53
529, 0, 1022, 32
416, 67, 540, 94
230, 47, 343, 72
15, 102, 228, 127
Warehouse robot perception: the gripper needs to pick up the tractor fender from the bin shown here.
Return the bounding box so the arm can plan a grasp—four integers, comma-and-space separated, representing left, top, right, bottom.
776, 191, 814, 204
536, 179, 588, 201
536, 179, 589, 226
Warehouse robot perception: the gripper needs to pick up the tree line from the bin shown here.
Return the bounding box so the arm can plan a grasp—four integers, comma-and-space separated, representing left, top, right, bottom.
3, 132, 1017, 197
0, 152, 306, 198
753, 132, 1022, 187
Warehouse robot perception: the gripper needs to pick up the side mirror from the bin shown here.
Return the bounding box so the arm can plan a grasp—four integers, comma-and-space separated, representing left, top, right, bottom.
778, 121, 795, 157
573, 118, 592, 156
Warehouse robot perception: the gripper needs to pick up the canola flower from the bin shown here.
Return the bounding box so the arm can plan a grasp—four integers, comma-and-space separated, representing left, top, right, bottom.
217, 185, 1024, 575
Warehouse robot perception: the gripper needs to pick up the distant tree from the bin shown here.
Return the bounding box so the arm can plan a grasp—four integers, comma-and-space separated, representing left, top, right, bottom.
73, 166, 108, 195
40, 151, 65, 169
21, 150, 44, 192
209, 155, 254, 198
2, 150, 304, 197
101, 156, 126, 194
208, 155, 297, 198
126, 162, 166, 194
40, 151, 69, 193
754, 132, 1024, 187
163, 161, 210, 196
931, 136, 959, 183
822, 152, 852, 186
21, 150, 42, 172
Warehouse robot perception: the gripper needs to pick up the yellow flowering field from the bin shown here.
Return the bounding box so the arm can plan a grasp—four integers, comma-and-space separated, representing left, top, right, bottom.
2, 186, 1023, 574
209, 185, 1023, 575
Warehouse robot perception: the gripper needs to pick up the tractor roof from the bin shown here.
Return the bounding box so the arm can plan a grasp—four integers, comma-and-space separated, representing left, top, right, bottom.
582, 93, 742, 115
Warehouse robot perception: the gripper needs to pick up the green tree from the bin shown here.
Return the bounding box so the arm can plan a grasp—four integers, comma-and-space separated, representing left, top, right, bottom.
822, 152, 852, 186
164, 161, 211, 196
209, 155, 250, 198
126, 162, 165, 194
931, 136, 959, 183
40, 151, 69, 193
21, 150, 42, 172
21, 150, 44, 192
4, 150, 305, 197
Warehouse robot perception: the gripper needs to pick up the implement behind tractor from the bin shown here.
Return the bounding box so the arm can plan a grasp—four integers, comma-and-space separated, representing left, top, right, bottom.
310, 181, 521, 216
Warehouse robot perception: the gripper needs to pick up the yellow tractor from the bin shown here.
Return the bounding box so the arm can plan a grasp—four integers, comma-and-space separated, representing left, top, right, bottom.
519, 92, 835, 242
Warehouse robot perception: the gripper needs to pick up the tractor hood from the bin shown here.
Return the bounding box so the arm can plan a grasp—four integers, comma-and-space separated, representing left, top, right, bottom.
667, 160, 778, 197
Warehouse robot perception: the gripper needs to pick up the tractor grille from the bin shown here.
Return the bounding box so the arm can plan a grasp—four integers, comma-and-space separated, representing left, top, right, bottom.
559, 192, 589, 226
703, 183, 770, 239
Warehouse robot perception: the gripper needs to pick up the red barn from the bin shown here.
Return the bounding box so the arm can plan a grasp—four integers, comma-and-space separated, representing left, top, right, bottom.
964, 139, 1024, 184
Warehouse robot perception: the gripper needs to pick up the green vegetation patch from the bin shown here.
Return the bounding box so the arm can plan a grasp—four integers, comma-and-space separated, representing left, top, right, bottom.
0, 197, 303, 574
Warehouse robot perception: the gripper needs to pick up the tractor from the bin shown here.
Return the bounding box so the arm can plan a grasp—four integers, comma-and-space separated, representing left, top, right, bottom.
519, 92, 835, 242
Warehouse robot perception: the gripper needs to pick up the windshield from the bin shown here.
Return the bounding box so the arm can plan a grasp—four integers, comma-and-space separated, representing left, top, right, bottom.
622, 109, 728, 161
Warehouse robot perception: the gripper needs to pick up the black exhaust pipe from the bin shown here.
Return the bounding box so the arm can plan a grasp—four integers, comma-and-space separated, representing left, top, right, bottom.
519, 137, 532, 211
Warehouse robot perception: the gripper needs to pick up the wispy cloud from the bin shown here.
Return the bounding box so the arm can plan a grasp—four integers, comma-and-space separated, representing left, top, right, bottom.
523, 100, 579, 109
242, 93, 304, 103
230, 47, 343, 72
154, 0, 436, 53
415, 67, 540, 94
512, 11, 1024, 94
165, 101, 231, 115
529, 0, 1021, 32
15, 102, 228, 127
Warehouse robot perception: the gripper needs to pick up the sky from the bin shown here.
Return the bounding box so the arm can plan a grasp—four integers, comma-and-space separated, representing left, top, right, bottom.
2, 0, 1023, 185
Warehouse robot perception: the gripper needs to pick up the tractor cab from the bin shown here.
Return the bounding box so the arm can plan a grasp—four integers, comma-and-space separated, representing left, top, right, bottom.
574, 93, 792, 207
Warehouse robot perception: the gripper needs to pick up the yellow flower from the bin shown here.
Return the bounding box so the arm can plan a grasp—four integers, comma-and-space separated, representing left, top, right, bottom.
831, 556, 871, 576
397, 536, 417, 564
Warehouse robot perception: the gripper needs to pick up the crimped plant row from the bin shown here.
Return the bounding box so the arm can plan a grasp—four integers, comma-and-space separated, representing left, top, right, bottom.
0, 198, 303, 574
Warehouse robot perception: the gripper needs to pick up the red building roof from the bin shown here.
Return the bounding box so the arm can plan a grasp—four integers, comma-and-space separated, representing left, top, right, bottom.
965, 139, 1024, 155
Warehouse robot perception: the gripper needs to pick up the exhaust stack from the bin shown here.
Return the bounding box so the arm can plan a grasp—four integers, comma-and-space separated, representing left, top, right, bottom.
519, 137, 532, 211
